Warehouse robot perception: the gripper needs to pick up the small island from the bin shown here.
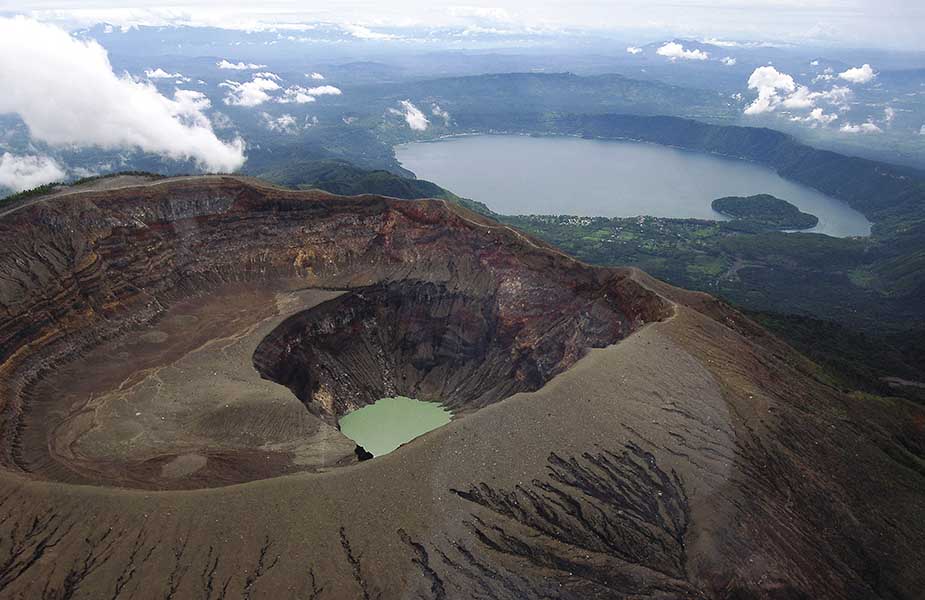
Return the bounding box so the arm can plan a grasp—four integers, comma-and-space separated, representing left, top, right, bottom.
712, 194, 819, 231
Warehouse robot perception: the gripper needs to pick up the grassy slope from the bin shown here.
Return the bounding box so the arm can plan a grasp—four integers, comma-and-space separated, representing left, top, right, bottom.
256, 159, 493, 214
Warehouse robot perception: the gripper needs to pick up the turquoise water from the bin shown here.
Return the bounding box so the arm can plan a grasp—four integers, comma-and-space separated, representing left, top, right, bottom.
395, 135, 872, 238
338, 396, 453, 457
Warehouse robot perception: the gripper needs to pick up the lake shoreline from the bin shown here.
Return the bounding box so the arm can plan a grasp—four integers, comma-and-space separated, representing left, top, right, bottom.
395, 134, 872, 238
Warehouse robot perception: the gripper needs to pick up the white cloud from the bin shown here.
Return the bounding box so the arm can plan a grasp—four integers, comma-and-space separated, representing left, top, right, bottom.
216, 59, 267, 70
389, 100, 429, 131
841, 121, 882, 133
812, 67, 835, 83
744, 66, 795, 114
884, 106, 896, 124
341, 24, 399, 40
810, 60, 820, 66
656, 42, 709, 61
220, 76, 281, 106
721, 56, 737, 66
791, 108, 839, 126
0, 17, 245, 172
626, 46, 642, 55
304, 85, 341, 96
252, 71, 281, 81
277, 84, 341, 104
431, 104, 451, 126
780, 85, 818, 110
817, 86, 852, 110
838, 64, 876, 84
277, 86, 317, 104
307, 72, 325, 80
785, 85, 852, 111
145, 67, 185, 79
703, 38, 740, 47
702, 38, 775, 48
0, 153, 66, 192
261, 113, 299, 134
920, 124, 925, 135
743, 66, 851, 119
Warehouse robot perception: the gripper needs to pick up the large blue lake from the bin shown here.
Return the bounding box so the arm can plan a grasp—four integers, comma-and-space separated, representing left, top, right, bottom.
396, 135, 872, 238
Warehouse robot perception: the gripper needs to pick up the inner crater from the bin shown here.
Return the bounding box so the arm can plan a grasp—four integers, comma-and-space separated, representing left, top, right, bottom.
253, 279, 651, 422
0, 182, 674, 489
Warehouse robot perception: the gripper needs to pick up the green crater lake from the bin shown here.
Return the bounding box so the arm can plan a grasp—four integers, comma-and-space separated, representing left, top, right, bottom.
338, 396, 453, 457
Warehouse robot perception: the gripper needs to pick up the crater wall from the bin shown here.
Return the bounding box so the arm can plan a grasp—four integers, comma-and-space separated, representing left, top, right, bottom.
0, 177, 671, 487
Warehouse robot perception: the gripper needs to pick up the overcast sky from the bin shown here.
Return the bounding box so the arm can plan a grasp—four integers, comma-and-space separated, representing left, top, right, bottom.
2, 0, 923, 50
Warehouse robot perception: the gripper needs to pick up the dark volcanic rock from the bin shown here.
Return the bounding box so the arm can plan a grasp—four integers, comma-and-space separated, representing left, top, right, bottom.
354, 445, 374, 461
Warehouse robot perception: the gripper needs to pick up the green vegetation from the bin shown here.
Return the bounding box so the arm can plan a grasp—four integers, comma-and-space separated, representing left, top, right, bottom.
501, 212, 925, 402
749, 311, 925, 403
0, 182, 63, 208
257, 159, 493, 214
258, 159, 446, 198
712, 194, 818, 230
0, 171, 164, 209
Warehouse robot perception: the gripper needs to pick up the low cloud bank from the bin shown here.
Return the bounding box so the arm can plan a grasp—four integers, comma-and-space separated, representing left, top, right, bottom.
839, 64, 876, 84
656, 42, 708, 61
389, 100, 429, 131
791, 107, 838, 126
304, 85, 341, 96
841, 121, 882, 134
145, 68, 187, 81
221, 76, 282, 106
217, 59, 267, 70
0, 17, 245, 172
222, 75, 342, 106
431, 104, 451, 126
0, 152, 65, 191
261, 113, 299, 134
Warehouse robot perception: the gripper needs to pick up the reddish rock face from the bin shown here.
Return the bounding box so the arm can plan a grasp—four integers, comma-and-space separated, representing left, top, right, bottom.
0, 176, 670, 488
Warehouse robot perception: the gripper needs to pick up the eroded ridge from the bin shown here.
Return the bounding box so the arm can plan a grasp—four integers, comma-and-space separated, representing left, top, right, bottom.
0, 177, 671, 488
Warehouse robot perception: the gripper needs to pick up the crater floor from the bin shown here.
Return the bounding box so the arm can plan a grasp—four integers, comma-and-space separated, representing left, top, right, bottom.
28, 285, 356, 488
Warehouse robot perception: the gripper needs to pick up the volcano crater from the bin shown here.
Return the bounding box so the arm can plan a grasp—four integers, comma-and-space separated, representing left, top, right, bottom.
0, 177, 671, 489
